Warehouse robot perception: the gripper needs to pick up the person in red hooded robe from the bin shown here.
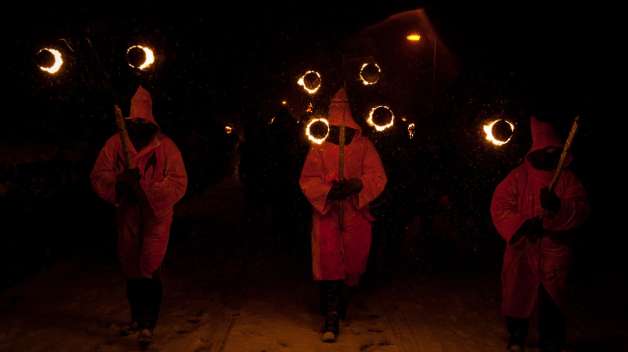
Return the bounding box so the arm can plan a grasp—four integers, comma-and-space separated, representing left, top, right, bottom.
490, 116, 589, 352
299, 87, 387, 342
91, 86, 188, 345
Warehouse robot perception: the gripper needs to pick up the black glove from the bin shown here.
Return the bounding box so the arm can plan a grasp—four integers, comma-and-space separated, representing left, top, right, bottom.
540, 187, 561, 213
515, 217, 543, 244
116, 168, 141, 197
343, 178, 363, 196
327, 178, 363, 200
327, 180, 347, 200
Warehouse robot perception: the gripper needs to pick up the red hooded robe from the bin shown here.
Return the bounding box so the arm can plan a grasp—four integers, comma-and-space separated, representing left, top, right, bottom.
490, 116, 589, 318
299, 88, 387, 286
91, 86, 188, 279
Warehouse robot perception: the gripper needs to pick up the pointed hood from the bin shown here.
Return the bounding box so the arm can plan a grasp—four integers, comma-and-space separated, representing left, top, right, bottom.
125, 85, 160, 130
328, 87, 361, 139
527, 116, 571, 166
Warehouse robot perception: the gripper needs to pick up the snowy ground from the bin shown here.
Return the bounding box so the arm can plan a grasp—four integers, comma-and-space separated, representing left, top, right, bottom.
1, 172, 627, 352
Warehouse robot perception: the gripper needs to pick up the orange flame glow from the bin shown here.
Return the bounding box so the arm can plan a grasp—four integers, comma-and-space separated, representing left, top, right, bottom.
407, 34, 421, 41
367, 106, 394, 131
306, 118, 329, 144
298, 71, 321, 94
225, 126, 233, 134
483, 119, 514, 145
127, 45, 155, 70
38, 48, 63, 73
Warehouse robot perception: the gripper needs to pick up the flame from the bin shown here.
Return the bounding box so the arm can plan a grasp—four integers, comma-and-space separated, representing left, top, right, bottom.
367, 106, 394, 131
282, 101, 287, 105
225, 126, 233, 134
407, 34, 421, 41
298, 71, 321, 94
360, 63, 381, 85
483, 119, 514, 145
127, 45, 155, 70
408, 123, 415, 139
306, 118, 329, 144
38, 48, 63, 73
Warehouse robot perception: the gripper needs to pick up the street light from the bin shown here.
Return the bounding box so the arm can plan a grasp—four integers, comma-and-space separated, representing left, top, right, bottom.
406, 32, 436, 114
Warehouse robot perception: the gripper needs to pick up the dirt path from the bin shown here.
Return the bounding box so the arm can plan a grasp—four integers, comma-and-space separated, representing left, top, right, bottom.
1, 175, 627, 352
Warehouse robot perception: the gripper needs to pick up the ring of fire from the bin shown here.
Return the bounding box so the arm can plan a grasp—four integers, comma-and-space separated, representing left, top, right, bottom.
367, 106, 394, 131
360, 63, 381, 85
298, 71, 322, 94
127, 45, 155, 70
306, 118, 329, 144
483, 119, 514, 145
37, 48, 63, 73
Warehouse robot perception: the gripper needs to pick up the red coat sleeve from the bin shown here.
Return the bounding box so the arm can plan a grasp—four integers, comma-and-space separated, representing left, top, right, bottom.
299, 145, 332, 214
353, 139, 387, 210
544, 169, 589, 231
490, 166, 527, 243
90, 135, 120, 206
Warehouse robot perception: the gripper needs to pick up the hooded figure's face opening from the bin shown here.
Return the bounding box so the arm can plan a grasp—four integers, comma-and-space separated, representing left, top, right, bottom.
527, 146, 562, 171
126, 119, 158, 152
326, 126, 355, 145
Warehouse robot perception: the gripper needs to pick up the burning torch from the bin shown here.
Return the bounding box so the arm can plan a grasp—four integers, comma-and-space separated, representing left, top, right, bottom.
539, 114, 583, 220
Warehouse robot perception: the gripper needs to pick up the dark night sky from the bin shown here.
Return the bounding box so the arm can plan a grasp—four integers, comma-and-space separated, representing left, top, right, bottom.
2, 1, 625, 280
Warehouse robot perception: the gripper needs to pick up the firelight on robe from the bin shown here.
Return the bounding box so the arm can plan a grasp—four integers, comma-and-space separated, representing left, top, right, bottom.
37, 48, 63, 73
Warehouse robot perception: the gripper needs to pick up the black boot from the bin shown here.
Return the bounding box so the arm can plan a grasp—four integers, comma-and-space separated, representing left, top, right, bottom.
121, 279, 141, 336
538, 284, 566, 352
320, 280, 341, 342
136, 276, 162, 346
507, 316, 529, 351
339, 283, 357, 320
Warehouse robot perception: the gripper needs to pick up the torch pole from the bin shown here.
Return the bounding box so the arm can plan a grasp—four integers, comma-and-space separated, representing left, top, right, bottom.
539, 114, 582, 219
114, 105, 134, 169
338, 99, 346, 231
338, 57, 348, 231
86, 37, 133, 169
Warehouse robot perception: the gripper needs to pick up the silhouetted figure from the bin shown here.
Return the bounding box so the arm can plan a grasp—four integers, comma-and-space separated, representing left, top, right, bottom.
90, 86, 188, 346
299, 88, 387, 342
490, 117, 589, 352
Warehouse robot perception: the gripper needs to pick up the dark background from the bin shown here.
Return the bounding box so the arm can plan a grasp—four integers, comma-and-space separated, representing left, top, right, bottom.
1, 1, 623, 290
